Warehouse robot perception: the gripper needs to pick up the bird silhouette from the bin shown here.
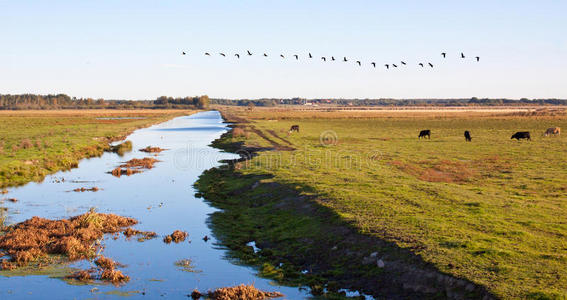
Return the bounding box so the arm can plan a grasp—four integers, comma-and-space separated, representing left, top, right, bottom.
264, 53, 268, 57
419, 63, 424, 67
203, 235, 209, 242
476, 56, 480, 62
371, 62, 376, 68
461, 53, 465, 59
182, 51, 186, 55
331, 56, 335, 61
401, 61, 406, 65
294, 55, 299, 60
205, 52, 211, 56
428, 63, 434, 68
247, 50, 252, 56
219, 53, 226, 57
235, 54, 240, 58
393, 64, 398, 68
385, 64, 389, 69
321, 57, 326, 61
280, 54, 285, 58
356, 61, 361, 66
309, 53, 312, 58
343, 57, 348, 62
441, 52, 446, 58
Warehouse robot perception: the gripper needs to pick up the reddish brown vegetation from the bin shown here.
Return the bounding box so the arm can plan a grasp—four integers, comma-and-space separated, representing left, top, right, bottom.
139, 146, 168, 153
232, 127, 249, 138
122, 228, 157, 242
67, 255, 130, 285
68, 270, 92, 281
109, 157, 160, 177
0, 209, 137, 269
101, 269, 129, 284
163, 230, 188, 244
110, 167, 141, 177
207, 284, 284, 300
191, 290, 203, 299
390, 156, 512, 183
72, 187, 99, 192
95, 256, 117, 270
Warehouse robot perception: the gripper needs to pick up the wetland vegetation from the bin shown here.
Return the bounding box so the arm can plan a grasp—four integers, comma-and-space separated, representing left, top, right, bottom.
195, 106, 567, 299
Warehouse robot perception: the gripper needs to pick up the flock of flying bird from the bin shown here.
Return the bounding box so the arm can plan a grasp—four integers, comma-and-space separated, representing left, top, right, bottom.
181, 50, 480, 69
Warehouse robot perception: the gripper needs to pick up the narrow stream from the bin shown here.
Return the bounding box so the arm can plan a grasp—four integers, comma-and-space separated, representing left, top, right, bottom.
0, 111, 309, 299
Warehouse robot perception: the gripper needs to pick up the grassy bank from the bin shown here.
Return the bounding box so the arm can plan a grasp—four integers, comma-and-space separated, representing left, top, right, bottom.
198, 106, 567, 299
0, 110, 192, 188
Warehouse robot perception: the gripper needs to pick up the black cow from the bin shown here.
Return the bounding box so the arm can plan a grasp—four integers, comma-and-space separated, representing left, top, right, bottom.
511, 132, 531, 141
464, 131, 472, 142
289, 125, 300, 133
418, 130, 431, 139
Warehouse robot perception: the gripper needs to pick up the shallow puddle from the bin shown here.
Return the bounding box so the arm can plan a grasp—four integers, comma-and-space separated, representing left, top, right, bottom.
0, 111, 309, 299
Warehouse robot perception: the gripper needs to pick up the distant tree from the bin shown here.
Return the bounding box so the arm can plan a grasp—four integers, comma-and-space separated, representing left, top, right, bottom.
247, 102, 255, 111
196, 95, 210, 109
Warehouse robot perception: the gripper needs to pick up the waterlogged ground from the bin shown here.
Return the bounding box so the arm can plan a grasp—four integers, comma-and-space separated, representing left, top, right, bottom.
0, 111, 309, 299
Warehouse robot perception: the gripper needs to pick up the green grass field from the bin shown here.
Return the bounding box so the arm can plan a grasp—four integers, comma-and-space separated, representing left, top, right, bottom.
0, 110, 191, 188
219, 107, 567, 299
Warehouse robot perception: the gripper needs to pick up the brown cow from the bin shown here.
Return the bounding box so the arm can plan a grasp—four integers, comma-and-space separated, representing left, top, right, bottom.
544, 127, 560, 136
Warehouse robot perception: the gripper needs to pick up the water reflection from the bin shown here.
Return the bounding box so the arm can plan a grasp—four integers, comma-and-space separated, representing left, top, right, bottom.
0, 111, 309, 299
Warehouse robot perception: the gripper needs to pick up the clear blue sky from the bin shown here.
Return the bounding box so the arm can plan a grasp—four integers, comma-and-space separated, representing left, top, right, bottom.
1, 1, 566, 100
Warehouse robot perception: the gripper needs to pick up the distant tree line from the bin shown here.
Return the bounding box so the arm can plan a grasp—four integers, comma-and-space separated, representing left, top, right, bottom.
0, 94, 210, 110
2, 94, 566, 110
211, 97, 567, 107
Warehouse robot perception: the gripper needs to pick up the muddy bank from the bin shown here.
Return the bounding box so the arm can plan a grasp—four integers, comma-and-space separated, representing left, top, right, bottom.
194, 124, 495, 299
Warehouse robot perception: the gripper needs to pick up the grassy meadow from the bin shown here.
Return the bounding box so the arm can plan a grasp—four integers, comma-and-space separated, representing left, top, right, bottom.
0, 110, 191, 188
215, 106, 567, 299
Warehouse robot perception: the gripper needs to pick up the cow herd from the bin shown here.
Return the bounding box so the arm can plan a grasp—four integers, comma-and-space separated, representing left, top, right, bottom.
417, 127, 560, 141
287, 125, 561, 142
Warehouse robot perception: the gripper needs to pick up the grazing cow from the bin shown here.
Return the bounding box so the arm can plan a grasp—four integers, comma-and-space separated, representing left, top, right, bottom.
289, 125, 300, 133
464, 131, 472, 142
511, 132, 531, 141
418, 130, 431, 139
544, 127, 561, 136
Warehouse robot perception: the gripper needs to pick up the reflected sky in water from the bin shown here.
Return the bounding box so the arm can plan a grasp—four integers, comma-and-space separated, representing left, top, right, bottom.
0, 111, 309, 299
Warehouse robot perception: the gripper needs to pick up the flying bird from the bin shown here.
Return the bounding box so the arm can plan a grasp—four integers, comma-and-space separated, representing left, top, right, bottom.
393, 64, 398, 68
264, 53, 268, 57
294, 54, 299, 60
401, 61, 406, 65
321, 56, 326, 61
461, 52, 465, 59
331, 56, 335, 61
356, 61, 361, 66
205, 52, 211, 56
219, 53, 226, 57
182, 51, 186, 55
247, 50, 253, 56
309, 53, 312, 58
441, 52, 446, 58
235, 54, 240, 58
385, 64, 389, 69
371, 62, 376, 68
343, 57, 348, 62
419, 63, 424, 67
428, 62, 434, 68
280, 54, 285, 58
476, 56, 480, 62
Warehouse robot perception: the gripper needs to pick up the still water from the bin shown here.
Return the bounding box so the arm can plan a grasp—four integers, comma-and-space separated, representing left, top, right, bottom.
0, 111, 309, 299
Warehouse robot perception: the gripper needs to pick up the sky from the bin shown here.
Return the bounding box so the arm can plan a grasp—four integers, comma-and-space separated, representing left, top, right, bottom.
1, 0, 566, 100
